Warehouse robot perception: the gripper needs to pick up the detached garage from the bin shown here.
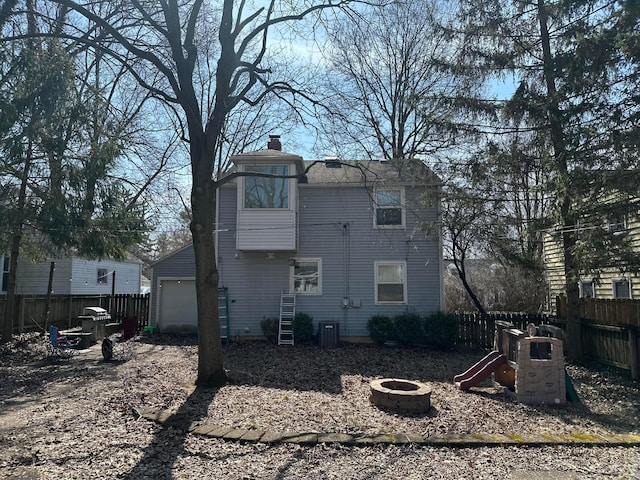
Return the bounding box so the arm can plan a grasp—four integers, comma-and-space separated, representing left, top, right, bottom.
149, 244, 199, 333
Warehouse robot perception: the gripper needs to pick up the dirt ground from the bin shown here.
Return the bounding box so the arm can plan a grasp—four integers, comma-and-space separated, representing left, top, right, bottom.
0, 333, 639, 479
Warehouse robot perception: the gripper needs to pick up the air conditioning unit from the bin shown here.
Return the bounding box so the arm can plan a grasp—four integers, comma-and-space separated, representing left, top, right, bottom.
318, 321, 339, 348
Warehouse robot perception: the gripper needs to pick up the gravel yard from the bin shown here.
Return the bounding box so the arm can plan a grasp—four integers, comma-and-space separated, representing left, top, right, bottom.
1, 333, 639, 479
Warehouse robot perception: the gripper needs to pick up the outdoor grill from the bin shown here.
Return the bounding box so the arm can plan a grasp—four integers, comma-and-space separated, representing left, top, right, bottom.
79, 306, 111, 342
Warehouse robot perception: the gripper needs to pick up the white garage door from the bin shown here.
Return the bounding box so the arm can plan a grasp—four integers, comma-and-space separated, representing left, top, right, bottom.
158, 279, 197, 331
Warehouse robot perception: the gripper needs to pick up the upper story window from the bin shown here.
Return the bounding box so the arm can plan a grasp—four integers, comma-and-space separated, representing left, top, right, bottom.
374, 188, 404, 228
244, 165, 289, 209
97, 268, 109, 285
608, 213, 627, 235
290, 258, 322, 295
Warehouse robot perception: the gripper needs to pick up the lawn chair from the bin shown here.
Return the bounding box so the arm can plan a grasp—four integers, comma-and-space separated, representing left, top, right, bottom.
47, 325, 80, 361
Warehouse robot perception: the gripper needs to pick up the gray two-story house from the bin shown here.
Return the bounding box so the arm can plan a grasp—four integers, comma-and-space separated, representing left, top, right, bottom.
149, 137, 444, 341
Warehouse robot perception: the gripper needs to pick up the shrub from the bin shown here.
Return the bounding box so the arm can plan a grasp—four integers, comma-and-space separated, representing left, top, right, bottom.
393, 312, 424, 346
367, 314, 395, 344
423, 311, 458, 349
260, 317, 279, 344
293, 312, 314, 344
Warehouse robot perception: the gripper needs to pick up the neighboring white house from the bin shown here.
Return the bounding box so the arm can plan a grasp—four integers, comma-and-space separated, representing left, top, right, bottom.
149, 136, 444, 340
0, 256, 142, 296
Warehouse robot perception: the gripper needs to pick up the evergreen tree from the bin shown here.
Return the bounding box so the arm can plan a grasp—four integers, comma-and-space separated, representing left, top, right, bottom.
0, 7, 148, 341
456, 0, 640, 360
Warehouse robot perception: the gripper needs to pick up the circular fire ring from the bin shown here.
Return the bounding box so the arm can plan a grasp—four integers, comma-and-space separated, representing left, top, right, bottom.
369, 378, 431, 414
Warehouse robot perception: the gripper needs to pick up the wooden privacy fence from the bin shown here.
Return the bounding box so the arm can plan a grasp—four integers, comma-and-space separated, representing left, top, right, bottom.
555, 296, 639, 378
456, 312, 553, 350
456, 310, 639, 380
0, 294, 149, 334
556, 296, 640, 327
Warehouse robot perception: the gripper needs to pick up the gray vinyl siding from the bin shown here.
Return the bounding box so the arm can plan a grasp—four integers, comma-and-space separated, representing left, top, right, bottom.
216, 182, 442, 338
151, 180, 442, 339
13, 257, 141, 295
15, 258, 74, 295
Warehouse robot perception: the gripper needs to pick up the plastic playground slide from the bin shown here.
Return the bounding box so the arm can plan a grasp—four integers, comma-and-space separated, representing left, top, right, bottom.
454, 350, 507, 391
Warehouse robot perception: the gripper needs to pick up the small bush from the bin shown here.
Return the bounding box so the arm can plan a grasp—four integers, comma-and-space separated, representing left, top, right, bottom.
424, 311, 458, 348
293, 312, 314, 344
393, 312, 424, 346
367, 315, 395, 344
260, 317, 279, 344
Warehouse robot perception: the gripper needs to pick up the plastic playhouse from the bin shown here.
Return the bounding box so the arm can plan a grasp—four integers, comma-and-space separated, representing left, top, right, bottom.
454, 321, 573, 405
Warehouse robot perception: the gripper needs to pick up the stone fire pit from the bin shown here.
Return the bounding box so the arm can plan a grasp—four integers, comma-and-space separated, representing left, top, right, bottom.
369, 378, 431, 414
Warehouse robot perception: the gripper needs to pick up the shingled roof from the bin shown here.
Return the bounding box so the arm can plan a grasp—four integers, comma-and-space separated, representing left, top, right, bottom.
301, 159, 441, 187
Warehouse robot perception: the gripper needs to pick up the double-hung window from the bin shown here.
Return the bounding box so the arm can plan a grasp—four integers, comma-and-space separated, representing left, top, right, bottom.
579, 280, 594, 298
374, 188, 404, 228
97, 268, 109, 285
244, 165, 289, 209
290, 258, 321, 295
613, 278, 631, 299
608, 213, 627, 234
375, 261, 407, 304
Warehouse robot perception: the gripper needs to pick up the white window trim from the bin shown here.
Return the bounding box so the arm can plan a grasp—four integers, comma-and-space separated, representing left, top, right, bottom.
579, 279, 595, 299
374, 261, 407, 305
612, 277, 632, 299
290, 257, 322, 295
608, 214, 628, 234
240, 164, 291, 211
373, 187, 405, 229
97, 268, 109, 285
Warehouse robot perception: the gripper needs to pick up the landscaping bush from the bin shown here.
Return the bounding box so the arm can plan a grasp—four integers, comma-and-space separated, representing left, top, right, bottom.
393, 312, 424, 346
293, 312, 314, 344
367, 314, 395, 344
260, 317, 279, 344
423, 311, 458, 349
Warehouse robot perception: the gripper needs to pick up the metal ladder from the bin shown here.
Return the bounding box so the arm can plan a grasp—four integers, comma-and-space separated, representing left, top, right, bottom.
278, 291, 295, 345
218, 287, 230, 344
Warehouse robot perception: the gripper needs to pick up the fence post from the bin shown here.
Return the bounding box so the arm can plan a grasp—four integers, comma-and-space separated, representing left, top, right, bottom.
629, 326, 639, 382
17, 296, 25, 334
68, 294, 73, 329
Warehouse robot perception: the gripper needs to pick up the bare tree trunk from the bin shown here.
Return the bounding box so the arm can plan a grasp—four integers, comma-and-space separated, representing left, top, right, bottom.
2, 144, 32, 342
43, 261, 55, 333
190, 147, 225, 386
450, 236, 487, 315
453, 261, 487, 316
537, 0, 582, 360
2, 238, 20, 342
